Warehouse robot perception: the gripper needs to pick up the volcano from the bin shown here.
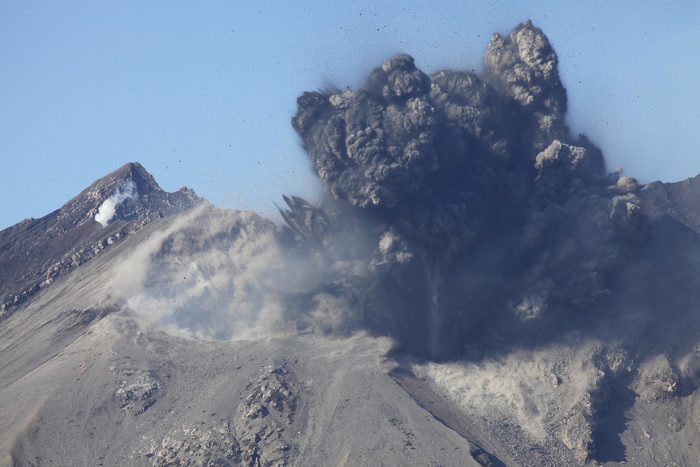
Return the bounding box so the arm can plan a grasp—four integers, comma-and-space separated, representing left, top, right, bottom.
2, 22, 700, 467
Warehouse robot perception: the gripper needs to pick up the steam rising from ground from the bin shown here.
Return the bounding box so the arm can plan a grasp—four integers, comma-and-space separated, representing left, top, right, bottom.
95, 179, 138, 227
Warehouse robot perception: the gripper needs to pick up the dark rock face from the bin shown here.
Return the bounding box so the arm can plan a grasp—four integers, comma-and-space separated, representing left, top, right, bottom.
0, 162, 205, 316
640, 173, 700, 232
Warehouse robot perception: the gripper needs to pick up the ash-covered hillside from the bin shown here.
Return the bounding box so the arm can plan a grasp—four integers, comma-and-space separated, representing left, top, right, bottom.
1, 21, 699, 466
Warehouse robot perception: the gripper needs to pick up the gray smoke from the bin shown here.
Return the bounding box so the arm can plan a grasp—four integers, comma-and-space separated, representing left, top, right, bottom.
284, 21, 644, 359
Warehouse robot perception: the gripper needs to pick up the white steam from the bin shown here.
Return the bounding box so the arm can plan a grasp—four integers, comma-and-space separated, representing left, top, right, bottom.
95, 180, 138, 227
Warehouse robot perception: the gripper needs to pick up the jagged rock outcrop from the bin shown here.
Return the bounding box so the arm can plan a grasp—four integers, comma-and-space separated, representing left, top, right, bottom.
640, 172, 700, 232
117, 372, 162, 415
233, 364, 301, 466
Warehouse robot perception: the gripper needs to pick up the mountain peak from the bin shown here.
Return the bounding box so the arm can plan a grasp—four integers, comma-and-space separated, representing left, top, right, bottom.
96, 161, 166, 197
71, 162, 202, 227
0, 162, 205, 314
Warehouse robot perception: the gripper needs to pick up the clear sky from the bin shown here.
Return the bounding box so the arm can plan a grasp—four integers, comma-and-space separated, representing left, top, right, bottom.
2, 1, 699, 230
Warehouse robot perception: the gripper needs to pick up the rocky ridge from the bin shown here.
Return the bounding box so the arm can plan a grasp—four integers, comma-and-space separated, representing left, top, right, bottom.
0, 162, 205, 315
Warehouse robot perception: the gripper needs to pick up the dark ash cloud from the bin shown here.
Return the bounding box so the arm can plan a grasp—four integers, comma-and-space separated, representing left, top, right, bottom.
284, 21, 644, 359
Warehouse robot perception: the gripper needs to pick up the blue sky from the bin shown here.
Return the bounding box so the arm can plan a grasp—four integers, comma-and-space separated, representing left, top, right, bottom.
2, 1, 699, 230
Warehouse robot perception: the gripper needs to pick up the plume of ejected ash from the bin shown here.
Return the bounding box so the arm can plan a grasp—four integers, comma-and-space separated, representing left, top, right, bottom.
112, 22, 647, 360
284, 21, 645, 359
95, 179, 138, 227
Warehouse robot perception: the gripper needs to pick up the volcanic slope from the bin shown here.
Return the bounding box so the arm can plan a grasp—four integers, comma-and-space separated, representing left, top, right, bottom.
0, 196, 485, 466
1, 163, 699, 466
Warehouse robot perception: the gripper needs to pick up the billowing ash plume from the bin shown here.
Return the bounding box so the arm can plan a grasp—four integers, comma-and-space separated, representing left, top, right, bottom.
284, 21, 644, 359
95, 179, 138, 227
116, 21, 645, 361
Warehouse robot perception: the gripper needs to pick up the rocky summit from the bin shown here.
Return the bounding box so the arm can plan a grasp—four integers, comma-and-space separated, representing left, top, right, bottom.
0, 162, 204, 315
